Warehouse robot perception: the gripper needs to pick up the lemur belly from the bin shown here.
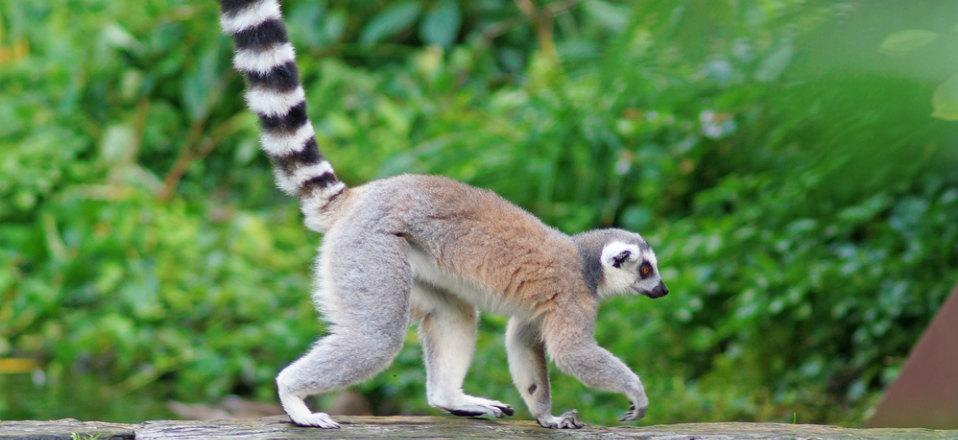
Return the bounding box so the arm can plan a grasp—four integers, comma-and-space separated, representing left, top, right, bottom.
406, 246, 523, 316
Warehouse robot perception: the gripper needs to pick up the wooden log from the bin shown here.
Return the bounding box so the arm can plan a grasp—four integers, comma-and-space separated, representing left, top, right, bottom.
0, 418, 134, 440
2, 416, 957, 439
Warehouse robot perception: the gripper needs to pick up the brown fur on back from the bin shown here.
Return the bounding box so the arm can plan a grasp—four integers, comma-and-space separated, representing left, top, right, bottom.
337, 174, 597, 319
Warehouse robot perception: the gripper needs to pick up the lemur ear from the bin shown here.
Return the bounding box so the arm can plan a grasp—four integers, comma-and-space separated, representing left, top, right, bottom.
612, 250, 631, 268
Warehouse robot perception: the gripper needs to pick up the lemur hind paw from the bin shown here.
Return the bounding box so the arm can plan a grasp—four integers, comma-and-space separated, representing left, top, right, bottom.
442, 404, 506, 418
438, 395, 513, 418
537, 409, 584, 429
289, 412, 340, 429
473, 396, 514, 416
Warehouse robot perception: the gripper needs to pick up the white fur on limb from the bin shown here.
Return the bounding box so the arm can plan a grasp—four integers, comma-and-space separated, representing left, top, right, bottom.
505, 319, 549, 418
420, 303, 475, 405
414, 284, 512, 418
276, 384, 339, 428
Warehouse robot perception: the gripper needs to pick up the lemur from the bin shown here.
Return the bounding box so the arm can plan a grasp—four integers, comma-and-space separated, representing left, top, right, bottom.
217, 0, 669, 429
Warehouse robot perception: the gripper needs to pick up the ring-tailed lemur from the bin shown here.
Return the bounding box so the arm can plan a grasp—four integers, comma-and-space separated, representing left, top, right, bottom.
218, 0, 669, 429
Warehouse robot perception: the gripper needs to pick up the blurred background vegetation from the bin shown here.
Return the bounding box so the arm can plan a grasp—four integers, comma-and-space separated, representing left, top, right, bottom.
2, 0, 957, 427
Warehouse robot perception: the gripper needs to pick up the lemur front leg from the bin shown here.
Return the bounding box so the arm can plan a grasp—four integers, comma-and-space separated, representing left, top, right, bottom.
541, 310, 649, 423
506, 317, 583, 429
413, 283, 514, 418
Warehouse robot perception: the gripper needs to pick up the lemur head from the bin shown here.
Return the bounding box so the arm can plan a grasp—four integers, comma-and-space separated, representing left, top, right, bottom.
573, 228, 668, 299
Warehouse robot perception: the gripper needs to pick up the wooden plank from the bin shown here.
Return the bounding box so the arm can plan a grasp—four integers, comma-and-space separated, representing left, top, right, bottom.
3, 416, 957, 440
0, 418, 134, 440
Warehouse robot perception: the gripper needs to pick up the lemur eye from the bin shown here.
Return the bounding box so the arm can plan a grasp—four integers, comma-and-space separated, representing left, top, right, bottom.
639, 263, 653, 278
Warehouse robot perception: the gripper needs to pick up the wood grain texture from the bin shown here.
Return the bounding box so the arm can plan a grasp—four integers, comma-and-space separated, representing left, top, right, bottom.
3, 416, 957, 440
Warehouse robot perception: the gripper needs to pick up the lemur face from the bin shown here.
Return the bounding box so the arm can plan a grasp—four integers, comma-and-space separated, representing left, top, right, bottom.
598, 236, 668, 299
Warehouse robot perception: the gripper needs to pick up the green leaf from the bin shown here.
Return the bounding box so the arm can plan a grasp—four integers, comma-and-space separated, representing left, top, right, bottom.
102, 22, 143, 53
879, 29, 939, 55
100, 124, 135, 164
324, 10, 347, 43
931, 74, 958, 121
419, 0, 461, 48
287, 1, 326, 49
181, 44, 223, 121
755, 42, 793, 82
583, 0, 629, 32
359, 2, 421, 45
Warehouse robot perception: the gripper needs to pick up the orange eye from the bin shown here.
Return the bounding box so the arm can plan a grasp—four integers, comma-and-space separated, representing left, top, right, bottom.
640, 263, 652, 277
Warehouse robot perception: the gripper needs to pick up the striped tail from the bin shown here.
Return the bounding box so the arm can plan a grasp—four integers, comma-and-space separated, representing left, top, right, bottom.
218, 0, 347, 231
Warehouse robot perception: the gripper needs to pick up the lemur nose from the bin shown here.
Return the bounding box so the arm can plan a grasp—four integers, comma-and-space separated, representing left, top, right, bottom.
650, 281, 669, 298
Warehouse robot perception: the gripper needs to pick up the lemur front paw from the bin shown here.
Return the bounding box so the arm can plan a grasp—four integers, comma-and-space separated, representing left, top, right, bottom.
289, 412, 340, 429
537, 409, 584, 429
437, 394, 514, 418
618, 400, 648, 422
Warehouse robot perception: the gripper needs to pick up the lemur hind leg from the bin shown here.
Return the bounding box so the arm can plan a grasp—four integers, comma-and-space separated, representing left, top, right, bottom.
412, 282, 514, 418
276, 230, 412, 428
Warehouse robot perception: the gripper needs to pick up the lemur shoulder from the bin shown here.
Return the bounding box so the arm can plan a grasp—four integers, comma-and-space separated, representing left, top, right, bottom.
217, 0, 669, 429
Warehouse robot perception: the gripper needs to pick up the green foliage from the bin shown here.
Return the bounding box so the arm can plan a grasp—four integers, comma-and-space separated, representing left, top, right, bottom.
419, 0, 460, 48
2, 0, 957, 426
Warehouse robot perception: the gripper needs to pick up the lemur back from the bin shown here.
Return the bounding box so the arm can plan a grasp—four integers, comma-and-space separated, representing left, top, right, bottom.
348, 174, 590, 317
217, 0, 668, 430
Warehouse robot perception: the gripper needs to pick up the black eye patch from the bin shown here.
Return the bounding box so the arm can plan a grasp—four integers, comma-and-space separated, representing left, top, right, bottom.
612, 250, 632, 268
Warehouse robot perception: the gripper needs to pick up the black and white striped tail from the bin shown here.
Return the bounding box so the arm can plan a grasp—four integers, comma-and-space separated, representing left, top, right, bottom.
219, 0, 346, 231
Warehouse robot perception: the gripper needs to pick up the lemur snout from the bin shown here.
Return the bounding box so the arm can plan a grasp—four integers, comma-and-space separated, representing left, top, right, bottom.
648, 282, 669, 298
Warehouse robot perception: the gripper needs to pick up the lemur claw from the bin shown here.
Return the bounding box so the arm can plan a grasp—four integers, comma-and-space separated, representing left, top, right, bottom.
537, 409, 584, 429
618, 402, 648, 422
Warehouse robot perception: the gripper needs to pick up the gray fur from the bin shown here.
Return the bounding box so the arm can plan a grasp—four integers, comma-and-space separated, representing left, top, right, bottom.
276, 208, 411, 428
274, 176, 666, 429
218, 2, 668, 430
547, 332, 649, 422
506, 318, 561, 427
